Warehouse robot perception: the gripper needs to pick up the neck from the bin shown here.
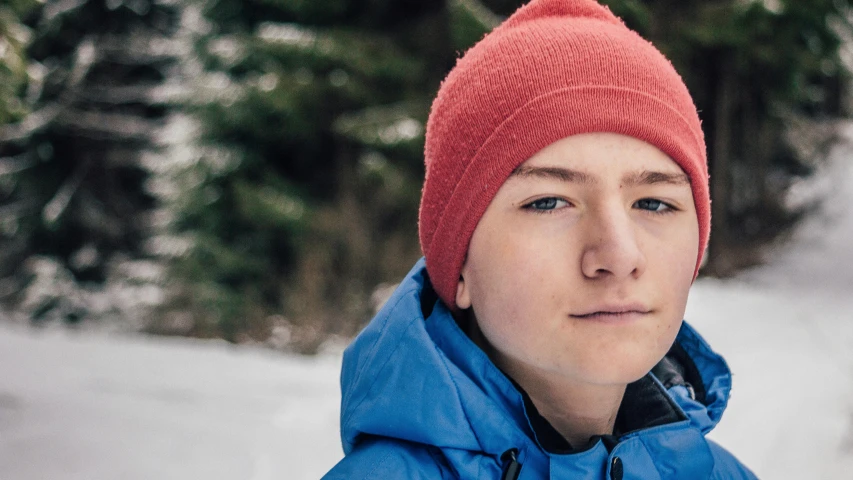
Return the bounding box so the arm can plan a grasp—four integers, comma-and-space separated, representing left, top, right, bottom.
463, 315, 626, 447
519, 371, 626, 447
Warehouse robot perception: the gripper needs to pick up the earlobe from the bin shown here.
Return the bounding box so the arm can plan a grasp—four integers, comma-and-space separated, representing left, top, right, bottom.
456, 274, 472, 310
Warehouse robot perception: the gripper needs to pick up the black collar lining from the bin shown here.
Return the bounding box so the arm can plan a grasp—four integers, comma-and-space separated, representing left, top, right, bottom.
518, 372, 688, 455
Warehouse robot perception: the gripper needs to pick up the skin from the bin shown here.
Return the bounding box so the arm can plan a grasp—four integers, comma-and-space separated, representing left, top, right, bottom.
456, 132, 700, 447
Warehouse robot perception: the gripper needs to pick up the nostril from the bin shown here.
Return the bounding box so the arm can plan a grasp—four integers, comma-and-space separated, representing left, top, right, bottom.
581, 239, 646, 280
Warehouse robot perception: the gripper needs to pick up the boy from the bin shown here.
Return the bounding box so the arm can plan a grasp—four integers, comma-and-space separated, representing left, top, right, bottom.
324, 0, 757, 478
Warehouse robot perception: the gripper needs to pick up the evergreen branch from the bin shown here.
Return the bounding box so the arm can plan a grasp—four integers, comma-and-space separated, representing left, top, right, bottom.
41, 0, 87, 25
67, 38, 97, 88
0, 104, 63, 143
77, 84, 166, 105
0, 237, 29, 282
0, 153, 37, 176
98, 35, 186, 64
42, 158, 92, 228
453, 0, 502, 30
0, 199, 39, 226
0, 38, 97, 144
56, 108, 162, 141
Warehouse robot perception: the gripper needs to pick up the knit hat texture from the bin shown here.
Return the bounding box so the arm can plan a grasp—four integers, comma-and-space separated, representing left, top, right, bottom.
418, 0, 709, 310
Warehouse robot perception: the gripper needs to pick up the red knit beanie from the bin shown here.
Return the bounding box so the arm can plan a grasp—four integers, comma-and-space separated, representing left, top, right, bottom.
418, 0, 709, 310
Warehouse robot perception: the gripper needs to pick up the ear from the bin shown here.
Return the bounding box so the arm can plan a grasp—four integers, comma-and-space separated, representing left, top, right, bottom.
456, 264, 472, 310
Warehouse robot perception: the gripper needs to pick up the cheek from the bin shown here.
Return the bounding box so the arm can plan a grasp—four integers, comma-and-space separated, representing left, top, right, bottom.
657, 247, 695, 292
469, 227, 528, 295
648, 217, 698, 283
466, 227, 569, 338
645, 228, 697, 332
640, 220, 698, 333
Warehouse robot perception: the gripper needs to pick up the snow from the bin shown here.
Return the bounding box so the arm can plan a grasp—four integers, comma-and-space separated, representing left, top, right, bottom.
1, 137, 853, 479
0, 329, 343, 480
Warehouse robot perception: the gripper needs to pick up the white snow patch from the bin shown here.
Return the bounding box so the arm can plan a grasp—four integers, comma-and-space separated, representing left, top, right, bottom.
0, 327, 343, 480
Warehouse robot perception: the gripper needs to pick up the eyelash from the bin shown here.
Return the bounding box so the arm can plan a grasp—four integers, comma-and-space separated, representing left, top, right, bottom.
521, 197, 678, 215
633, 198, 677, 215
522, 197, 571, 213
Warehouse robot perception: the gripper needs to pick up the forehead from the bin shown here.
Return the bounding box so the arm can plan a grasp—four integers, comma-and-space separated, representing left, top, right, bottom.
516, 132, 686, 180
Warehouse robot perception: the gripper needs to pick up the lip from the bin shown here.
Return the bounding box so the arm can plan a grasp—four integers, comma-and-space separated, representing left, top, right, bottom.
570, 303, 651, 323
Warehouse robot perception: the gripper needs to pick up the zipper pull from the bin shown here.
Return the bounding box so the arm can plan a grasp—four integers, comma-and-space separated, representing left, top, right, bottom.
501, 449, 522, 480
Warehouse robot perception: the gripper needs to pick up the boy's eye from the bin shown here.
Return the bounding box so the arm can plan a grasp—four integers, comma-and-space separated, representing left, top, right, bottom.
524, 197, 570, 211
634, 198, 672, 213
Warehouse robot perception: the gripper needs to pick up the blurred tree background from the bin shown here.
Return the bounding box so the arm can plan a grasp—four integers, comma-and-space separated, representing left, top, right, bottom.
0, 0, 182, 327
0, 0, 851, 353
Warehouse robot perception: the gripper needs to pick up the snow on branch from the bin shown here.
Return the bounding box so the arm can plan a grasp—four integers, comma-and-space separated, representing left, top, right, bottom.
56, 108, 162, 141
0, 153, 37, 176
0, 38, 97, 144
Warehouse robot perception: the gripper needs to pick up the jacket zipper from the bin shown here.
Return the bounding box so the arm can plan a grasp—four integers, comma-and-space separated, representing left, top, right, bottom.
501, 449, 522, 480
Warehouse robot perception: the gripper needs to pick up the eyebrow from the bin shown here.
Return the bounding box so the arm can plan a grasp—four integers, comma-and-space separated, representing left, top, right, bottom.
510, 166, 690, 187
622, 170, 691, 187
510, 166, 596, 184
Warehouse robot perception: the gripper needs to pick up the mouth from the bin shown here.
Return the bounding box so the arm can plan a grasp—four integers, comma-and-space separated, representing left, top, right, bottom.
570, 304, 651, 322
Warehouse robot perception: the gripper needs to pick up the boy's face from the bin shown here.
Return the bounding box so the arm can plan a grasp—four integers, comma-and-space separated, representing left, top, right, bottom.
456, 132, 699, 386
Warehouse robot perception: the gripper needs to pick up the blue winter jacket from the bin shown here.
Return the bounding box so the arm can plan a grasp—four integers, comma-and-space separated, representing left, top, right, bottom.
323, 259, 758, 479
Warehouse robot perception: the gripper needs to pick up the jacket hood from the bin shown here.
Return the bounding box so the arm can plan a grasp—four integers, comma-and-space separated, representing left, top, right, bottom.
339, 259, 733, 459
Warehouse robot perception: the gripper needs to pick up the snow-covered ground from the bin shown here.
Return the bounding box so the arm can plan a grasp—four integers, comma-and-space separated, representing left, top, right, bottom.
0, 327, 344, 480
2, 139, 852, 479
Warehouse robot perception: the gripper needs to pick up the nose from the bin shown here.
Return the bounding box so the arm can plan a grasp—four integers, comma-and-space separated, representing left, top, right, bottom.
580, 204, 646, 280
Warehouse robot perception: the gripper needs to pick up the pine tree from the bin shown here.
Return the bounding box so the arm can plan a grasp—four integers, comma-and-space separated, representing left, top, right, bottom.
152, 0, 467, 349
0, 0, 38, 266
0, 0, 183, 325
